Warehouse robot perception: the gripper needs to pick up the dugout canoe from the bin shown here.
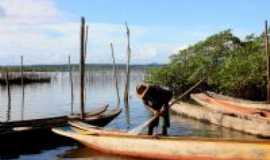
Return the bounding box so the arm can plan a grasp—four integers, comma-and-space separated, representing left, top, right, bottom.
207, 91, 270, 110
79, 107, 122, 127
0, 105, 121, 136
52, 123, 270, 160
191, 93, 270, 119
171, 102, 270, 137
68, 104, 109, 119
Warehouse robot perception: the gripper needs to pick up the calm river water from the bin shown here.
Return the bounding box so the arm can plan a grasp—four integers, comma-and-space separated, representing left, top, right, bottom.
0, 69, 258, 160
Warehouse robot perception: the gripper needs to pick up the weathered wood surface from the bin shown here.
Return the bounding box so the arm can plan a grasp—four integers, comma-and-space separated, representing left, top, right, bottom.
110, 43, 120, 107
207, 91, 270, 110
21, 56, 25, 120
191, 93, 270, 119
53, 122, 270, 160
79, 17, 86, 119
124, 22, 131, 108
171, 102, 270, 137
5, 71, 11, 122
68, 56, 74, 115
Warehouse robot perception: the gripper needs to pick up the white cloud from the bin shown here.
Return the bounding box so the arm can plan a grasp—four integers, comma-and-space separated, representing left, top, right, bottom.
0, 0, 202, 65
0, 0, 60, 24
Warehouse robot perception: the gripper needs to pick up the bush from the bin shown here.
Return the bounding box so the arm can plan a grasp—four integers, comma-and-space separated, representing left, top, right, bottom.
146, 30, 267, 100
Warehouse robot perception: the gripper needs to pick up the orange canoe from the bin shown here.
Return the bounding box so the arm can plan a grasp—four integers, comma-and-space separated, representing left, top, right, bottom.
52, 122, 270, 160
191, 93, 270, 119
207, 91, 270, 110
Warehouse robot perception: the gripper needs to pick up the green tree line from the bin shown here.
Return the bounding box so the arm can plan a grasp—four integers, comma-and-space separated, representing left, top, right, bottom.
146, 29, 267, 100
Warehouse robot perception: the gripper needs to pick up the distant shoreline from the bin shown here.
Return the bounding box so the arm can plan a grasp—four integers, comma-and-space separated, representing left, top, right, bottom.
0, 64, 163, 72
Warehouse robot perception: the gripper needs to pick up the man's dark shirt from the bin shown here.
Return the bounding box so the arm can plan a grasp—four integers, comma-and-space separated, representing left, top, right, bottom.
142, 85, 172, 111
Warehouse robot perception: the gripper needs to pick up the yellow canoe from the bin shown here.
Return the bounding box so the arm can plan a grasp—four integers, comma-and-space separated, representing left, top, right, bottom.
52, 122, 270, 160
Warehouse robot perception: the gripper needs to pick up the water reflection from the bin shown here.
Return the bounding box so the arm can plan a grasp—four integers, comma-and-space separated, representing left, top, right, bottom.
6, 97, 11, 122
6, 72, 11, 122
21, 81, 25, 120
0, 70, 145, 121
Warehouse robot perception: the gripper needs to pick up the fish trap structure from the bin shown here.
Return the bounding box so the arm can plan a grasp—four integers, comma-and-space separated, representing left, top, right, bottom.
0, 72, 51, 85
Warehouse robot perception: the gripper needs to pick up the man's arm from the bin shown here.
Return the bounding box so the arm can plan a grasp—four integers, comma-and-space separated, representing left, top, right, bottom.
148, 106, 159, 115
159, 104, 168, 116
143, 100, 159, 115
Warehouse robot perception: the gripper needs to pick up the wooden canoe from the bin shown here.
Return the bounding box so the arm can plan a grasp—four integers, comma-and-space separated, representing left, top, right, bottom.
206, 91, 270, 110
68, 104, 109, 119
79, 107, 122, 127
191, 93, 270, 119
0, 105, 121, 135
171, 102, 270, 137
52, 123, 270, 160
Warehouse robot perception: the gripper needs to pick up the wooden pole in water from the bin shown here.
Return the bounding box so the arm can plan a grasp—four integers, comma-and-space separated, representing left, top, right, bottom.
110, 43, 120, 107
68, 55, 74, 115
5, 70, 11, 121
20, 56, 25, 120
265, 20, 270, 103
84, 25, 89, 59
84, 25, 88, 103
80, 17, 86, 119
124, 22, 131, 108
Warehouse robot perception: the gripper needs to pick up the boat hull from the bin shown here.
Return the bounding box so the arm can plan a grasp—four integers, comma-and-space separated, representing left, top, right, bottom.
0, 107, 121, 137
171, 102, 270, 137
84, 108, 121, 127
191, 93, 270, 120
207, 91, 270, 110
52, 126, 270, 160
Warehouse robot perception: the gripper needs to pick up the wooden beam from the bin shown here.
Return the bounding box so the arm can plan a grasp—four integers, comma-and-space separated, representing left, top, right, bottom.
110, 43, 120, 107
21, 56, 25, 120
84, 25, 88, 104
5, 70, 11, 121
80, 17, 86, 119
124, 22, 131, 108
68, 55, 74, 115
84, 25, 89, 59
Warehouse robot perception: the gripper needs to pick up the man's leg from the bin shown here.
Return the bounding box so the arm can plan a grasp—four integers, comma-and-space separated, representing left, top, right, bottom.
148, 125, 154, 135
161, 104, 170, 135
161, 116, 168, 135
162, 125, 168, 135
148, 116, 159, 135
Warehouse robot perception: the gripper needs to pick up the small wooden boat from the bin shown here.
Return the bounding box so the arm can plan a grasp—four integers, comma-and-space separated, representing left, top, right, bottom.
68, 104, 109, 119
207, 91, 270, 110
79, 107, 122, 127
0, 105, 121, 136
171, 101, 270, 137
191, 93, 270, 119
52, 122, 270, 160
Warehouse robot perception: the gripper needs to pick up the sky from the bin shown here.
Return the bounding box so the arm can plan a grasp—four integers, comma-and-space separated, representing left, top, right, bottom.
0, 0, 269, 65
